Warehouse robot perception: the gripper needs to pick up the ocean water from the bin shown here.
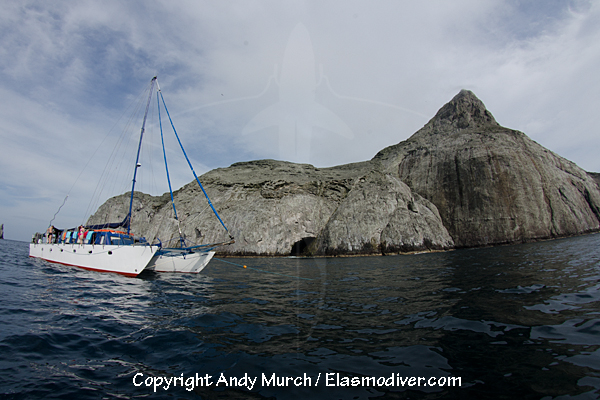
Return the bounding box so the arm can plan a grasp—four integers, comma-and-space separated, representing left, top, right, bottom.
1, 234, 600, 399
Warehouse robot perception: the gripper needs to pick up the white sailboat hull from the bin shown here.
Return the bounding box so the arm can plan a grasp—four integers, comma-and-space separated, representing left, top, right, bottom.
29, 243, 158, 277
147, 249, 215, 274
30, 77, 230, 278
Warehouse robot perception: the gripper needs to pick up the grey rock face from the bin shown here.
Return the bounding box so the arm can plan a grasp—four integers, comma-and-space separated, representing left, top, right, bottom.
87, 159, 452, 255
589, 172, 600, 187
315, 171, 453, 255
87, 161, 362, 254
374, 90, 600, 247
88, 90, 600, 255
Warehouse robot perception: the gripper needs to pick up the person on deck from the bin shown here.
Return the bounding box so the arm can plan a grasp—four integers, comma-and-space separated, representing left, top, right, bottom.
78, 226, 85, 245
46, 226, 54, 244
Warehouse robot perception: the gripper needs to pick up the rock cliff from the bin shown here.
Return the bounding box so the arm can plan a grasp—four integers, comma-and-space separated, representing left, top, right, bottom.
88, 159, 453, 255
374, 90, 600, 247
87, 90, 600, 255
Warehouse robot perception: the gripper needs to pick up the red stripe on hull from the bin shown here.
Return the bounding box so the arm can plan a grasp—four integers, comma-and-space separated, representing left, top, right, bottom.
29, 255, 139, 277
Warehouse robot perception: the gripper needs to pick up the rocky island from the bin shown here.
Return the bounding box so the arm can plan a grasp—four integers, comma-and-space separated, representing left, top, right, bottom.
87, 90, 600, 256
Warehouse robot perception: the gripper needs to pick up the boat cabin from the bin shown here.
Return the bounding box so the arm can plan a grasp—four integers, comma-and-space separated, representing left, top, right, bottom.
92, 230, 134, 245
51, 229, 148, 246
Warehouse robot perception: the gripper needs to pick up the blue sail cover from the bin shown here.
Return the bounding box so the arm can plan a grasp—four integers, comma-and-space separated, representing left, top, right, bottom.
85, 215, 130, 231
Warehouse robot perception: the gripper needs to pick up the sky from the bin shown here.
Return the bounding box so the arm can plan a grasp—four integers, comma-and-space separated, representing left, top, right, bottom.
1, 0, 599, 242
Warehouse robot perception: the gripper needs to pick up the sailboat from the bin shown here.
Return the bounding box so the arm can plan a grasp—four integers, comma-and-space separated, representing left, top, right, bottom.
29, 77, 234, 276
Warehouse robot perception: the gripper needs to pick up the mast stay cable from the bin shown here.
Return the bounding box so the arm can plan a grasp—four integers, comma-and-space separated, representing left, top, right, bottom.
155, 78, 233, 240
157, 84, 186, 248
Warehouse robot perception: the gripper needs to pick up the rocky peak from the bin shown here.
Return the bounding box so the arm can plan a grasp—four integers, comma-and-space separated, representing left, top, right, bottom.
373, 90, 500, 164
429, 89, 499, 131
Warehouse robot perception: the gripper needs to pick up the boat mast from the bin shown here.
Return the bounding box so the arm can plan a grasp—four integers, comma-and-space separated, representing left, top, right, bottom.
127, 76, 157, 235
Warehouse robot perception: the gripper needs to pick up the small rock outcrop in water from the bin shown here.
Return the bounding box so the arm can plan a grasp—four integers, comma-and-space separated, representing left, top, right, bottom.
87, 90, 600, 255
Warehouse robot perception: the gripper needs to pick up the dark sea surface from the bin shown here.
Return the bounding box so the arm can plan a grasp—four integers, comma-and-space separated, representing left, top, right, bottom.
1, 234, 600, 399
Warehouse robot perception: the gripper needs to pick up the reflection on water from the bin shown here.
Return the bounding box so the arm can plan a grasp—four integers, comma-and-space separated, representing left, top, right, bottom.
1, 233, 600, 399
